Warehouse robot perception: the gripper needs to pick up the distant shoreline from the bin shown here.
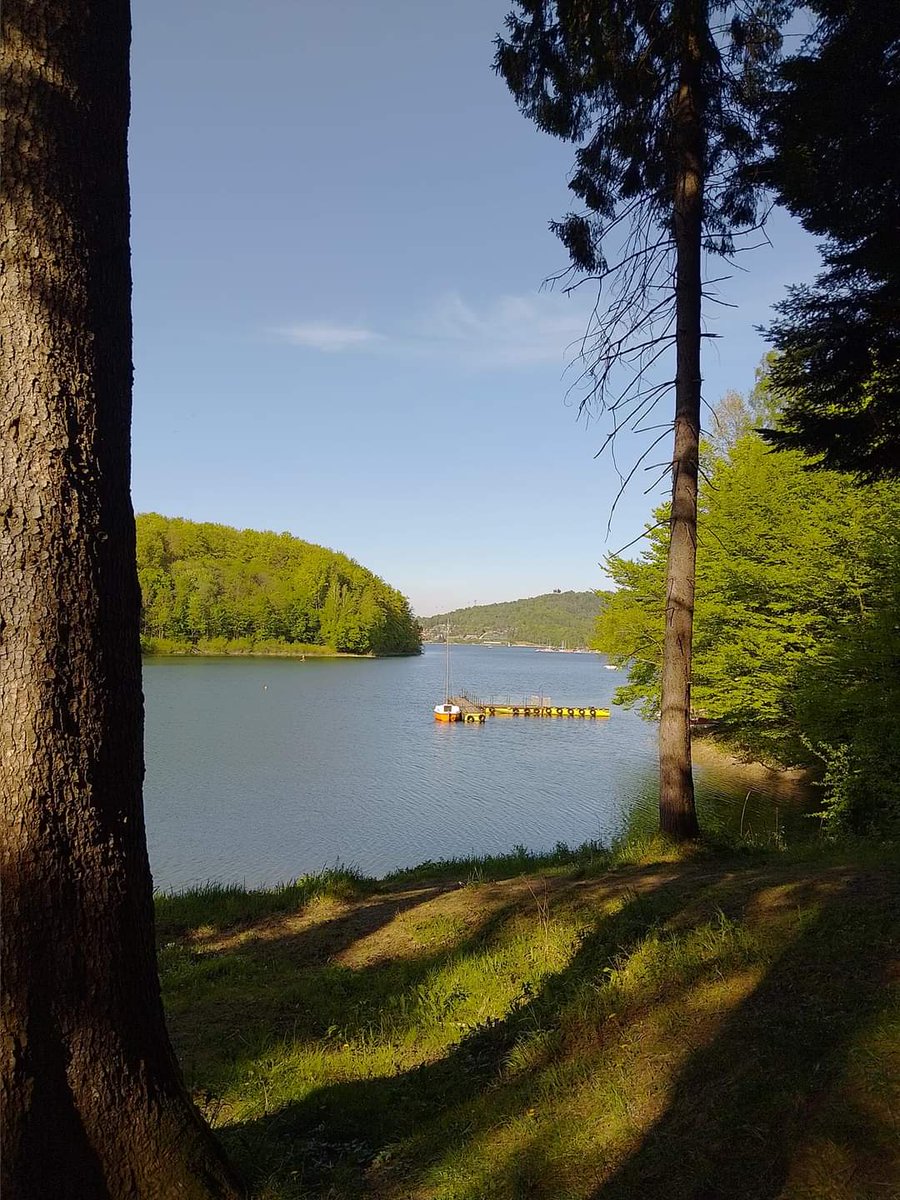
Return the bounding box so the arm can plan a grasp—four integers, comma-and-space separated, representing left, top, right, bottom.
143, 650, 370, 660
141, 640, 421, 660
422, 640, 595, 650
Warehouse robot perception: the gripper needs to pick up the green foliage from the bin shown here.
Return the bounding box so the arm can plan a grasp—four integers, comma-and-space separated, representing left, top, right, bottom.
139, 636, 340, 658
595, 388, 900, 831
136, 514, 421, 657
594, 520, 668, 719
763, 1, 900, 477
421, 590, 608, 648
811, 737, 900, 839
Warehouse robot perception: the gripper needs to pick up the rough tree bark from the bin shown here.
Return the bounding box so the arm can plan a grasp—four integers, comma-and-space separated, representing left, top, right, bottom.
658, 0, 704, 840
0, 2, 243, 1195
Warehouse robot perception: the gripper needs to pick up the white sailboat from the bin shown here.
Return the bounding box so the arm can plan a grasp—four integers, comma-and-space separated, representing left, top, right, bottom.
434, 623, 461, 722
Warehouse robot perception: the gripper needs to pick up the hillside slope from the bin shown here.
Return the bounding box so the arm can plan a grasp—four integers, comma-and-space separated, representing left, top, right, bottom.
421, 590, 608, 648
137, 513, 420, 656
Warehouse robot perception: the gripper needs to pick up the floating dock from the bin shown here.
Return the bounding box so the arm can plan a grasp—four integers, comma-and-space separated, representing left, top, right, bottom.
448, 696, 610, 724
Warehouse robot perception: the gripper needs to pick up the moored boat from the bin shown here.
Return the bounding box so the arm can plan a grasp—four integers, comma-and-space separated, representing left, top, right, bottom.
434, 621, 460, 721
434, 702, 462, 722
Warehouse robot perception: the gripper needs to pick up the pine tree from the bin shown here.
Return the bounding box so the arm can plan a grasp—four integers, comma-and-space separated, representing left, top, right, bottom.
762, 0, 900, 478
495, 0, 790, 838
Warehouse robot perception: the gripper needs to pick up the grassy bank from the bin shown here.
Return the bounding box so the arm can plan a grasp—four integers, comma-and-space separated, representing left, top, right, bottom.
157, 839, 899, 1199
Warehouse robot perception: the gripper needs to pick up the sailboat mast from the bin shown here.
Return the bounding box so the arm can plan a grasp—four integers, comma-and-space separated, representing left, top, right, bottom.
444, 620, 451, 702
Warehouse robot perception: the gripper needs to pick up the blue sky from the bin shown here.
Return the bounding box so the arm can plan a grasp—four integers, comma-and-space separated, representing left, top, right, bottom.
129, 0, 821, 615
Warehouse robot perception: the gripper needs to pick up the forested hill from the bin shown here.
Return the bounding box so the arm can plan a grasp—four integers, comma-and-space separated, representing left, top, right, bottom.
421, 591, 608, 648
136, 514, 421, 655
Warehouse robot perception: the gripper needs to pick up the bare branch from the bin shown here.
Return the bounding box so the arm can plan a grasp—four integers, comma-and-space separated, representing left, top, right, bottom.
605, 428, 673, 536
607, 518, 671, 558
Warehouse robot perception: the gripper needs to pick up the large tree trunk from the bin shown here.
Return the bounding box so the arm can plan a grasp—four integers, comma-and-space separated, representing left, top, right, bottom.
658, 0, 705, 840
0, 3, 242, 1195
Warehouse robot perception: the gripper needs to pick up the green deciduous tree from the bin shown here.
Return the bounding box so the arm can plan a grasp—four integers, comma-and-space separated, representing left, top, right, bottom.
596, 387, 900, 831
135, 515, 421, 656
495, 0, 791, 838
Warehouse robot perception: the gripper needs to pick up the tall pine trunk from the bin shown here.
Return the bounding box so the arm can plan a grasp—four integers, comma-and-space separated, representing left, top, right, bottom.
658, 0, 705, 840
0, 3, 242, 1195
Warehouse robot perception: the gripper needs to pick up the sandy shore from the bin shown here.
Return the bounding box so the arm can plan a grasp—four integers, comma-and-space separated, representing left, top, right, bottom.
691, 733, 813, 799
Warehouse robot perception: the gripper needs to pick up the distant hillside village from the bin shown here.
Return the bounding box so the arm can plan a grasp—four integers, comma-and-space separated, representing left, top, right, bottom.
421, 590, 608, 649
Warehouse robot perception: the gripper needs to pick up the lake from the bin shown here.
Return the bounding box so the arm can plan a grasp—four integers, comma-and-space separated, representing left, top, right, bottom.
143, 645, 811, 892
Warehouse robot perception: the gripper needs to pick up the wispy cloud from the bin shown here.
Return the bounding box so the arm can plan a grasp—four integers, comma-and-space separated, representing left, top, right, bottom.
274, 321, 383, 352
416, 291, 589, 368
273, 290, 591, 368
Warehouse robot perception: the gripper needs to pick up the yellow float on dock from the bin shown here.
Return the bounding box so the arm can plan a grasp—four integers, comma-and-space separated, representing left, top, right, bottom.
484, 704, 610, 718
445, 697, 610, 721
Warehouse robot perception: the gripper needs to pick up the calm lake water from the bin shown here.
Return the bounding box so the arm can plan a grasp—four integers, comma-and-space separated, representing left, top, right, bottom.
143, 645, 811, 892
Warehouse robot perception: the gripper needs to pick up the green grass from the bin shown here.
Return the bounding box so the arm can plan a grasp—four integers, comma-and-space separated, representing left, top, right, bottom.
382, 840, 611, 885
380, 832, 743, 887
158, 842, 899, 1199
155, 868, 372, 939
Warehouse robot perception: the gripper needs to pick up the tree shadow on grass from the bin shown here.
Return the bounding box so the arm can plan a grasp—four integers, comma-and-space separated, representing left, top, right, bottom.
215, 864, 899, 1199
197, 885, 457, 965
218, 868, 708, 1195
589, 871, 900, 1200
163, 878, 556, 1104
159, 880, 452, 960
